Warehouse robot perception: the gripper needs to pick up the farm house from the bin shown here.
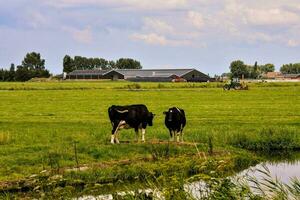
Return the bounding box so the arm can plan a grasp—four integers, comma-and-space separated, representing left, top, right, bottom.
66, 68, 211, 82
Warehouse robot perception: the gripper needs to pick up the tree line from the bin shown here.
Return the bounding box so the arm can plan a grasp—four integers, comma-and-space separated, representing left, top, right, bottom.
0, 52, 50, 82
1, 53, 143, 81
229, 60, 275, 79
63, 55, 142, 73
280, 63, 300, 74
229, 60, 300, 79
1, 52, 299, 82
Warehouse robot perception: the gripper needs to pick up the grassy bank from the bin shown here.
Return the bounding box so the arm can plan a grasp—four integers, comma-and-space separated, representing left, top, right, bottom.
0, 149, 260, 199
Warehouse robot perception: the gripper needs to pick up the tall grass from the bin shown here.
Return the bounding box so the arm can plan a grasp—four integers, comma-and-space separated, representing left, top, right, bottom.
0, 131, 11, 145
228, 128, 300, 151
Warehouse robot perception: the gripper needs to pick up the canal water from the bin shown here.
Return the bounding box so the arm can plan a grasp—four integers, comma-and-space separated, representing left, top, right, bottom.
188, 154, 300, 199
239, 159, 300, 184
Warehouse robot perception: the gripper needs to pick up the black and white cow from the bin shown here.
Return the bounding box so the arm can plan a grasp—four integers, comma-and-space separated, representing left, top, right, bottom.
108, 104, 155, 144
163, 107, 186, 142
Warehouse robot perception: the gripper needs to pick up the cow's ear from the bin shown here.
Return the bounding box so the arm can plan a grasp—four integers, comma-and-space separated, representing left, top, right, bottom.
163, 111, 167, 115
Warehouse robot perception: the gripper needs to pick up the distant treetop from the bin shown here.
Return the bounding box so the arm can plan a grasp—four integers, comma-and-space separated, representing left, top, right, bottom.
63, 55, 142, 73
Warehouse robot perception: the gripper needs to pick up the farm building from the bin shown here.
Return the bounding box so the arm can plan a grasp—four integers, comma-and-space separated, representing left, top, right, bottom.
66, 68, 211, 82
262, 72, 300, 80
282, 74, 300, 80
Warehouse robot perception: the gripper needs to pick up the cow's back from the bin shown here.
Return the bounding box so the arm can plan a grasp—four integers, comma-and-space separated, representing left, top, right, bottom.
108, 104, 149, 124
108, 105, 130, 122
125, 104, 149, 125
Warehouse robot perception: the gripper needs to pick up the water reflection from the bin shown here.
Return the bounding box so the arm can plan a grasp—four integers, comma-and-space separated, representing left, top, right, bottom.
241, 160, 300, 184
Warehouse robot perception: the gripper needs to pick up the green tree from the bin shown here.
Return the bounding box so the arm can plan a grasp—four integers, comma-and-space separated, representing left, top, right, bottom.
73, 56, 87, 70
22, 52, 45, 70
0, 69, 5, 81
0, 67, 13, 81
8, 63, 15, 81
115, 58, 142, 69
63, 56, 142, 71
230, 60, 248, 78
107, 60, 115, 69
15, 65, 31, 81
93, 58, 109, 69
259, 63, 275, 73
63, 55, 75, 73
280, 63, 300, 74
15, 52, 50, 81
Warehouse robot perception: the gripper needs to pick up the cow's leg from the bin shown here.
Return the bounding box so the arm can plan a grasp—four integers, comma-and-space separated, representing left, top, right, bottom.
180, 124, 184, 142
111, 121, 121, 144
169, 129, 173, 141
111, 135, 115, 144
172, 131, 176, 142
176, 132, 180, 142
141, 123, 147, 142
141, 128, 146, 142
111, 121, 118, 144
135, 128, 139, 142
180, 129, 184, 143
114, 133, 120, 144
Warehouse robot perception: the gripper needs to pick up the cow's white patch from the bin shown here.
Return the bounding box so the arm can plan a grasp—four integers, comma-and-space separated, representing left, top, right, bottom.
142, 128, 146, 142
116, 109, 129, 113
119, 120, 131, 129
175, 107, 181, 114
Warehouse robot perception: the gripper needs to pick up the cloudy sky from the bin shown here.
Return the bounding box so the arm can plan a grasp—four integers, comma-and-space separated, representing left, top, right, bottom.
1, 0, 300, 75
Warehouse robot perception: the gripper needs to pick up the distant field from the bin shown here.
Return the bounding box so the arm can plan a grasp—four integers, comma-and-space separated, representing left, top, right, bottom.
0, 81, 299, 181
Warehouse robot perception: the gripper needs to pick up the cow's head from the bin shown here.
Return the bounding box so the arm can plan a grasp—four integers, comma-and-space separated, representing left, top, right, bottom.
163, 107, 177, 122
147, 112, 155, 126
163, 108, 174, 122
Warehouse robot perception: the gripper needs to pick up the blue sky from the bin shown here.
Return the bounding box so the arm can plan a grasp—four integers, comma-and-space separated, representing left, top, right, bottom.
1, 0, 300, 75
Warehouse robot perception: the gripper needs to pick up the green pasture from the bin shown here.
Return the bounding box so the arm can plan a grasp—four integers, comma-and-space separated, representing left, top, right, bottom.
0, 81, 299, 181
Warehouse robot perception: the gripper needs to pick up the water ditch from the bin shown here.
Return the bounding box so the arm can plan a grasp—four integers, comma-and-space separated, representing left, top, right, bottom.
75, 154, 300, 200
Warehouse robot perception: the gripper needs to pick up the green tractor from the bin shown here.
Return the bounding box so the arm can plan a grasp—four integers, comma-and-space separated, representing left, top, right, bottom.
223, 78, 248, 90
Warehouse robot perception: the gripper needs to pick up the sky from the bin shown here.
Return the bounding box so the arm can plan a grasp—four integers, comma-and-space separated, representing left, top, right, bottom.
0, 0, 300, 75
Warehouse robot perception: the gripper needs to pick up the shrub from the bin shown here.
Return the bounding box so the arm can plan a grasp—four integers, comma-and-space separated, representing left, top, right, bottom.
157, 83, 166, 88
126, 83, 142, 90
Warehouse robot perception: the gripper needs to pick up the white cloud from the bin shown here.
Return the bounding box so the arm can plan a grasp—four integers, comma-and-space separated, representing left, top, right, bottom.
245, 8, 300, 26
187, 11, 205, 29
287, 39, 300, 47
26, 11, 48, 29
9, 0, 300, 48
131, 33, 191, 46
142, 18, 174, 34
47, 0, 188, 10
62, 26, 93, 44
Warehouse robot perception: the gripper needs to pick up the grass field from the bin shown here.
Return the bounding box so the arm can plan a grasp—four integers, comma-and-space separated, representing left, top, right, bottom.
0, 81, 299, 182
